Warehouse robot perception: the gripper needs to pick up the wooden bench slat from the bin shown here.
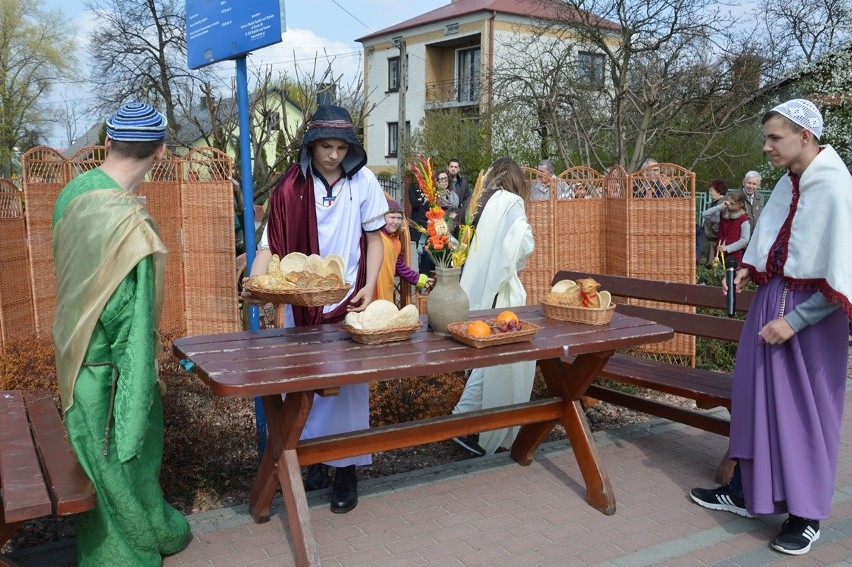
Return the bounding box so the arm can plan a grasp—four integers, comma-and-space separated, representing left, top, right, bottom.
601, 355, 733, 408
556, 271, 755, 311
615, 304, 744, 342
24, 392, 96, 516
0, 391, 52, 523
586, 384, 731, 436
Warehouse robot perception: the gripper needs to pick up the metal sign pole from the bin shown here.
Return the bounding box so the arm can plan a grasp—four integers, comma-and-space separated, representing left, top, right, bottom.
186, 0, 285, 458
235, 55, 267, 455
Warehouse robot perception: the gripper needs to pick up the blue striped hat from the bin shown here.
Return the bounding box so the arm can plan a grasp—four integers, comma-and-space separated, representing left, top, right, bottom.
106, 102, 168, 142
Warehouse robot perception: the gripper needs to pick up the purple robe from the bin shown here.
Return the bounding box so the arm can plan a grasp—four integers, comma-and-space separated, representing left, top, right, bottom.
729, 275, 848, 519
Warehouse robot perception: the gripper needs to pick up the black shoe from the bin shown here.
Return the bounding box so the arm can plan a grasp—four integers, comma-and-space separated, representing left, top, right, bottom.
771, 515, 820, 555
304, 463, 329, 491
689, 484, 754, 518
330, 465, 358, 514
453, 435, 486, 456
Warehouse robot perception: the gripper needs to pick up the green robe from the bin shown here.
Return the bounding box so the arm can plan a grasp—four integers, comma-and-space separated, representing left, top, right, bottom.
52, 169, 190, 566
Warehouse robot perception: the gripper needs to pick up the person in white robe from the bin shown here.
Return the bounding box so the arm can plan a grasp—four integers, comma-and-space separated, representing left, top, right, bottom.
452, 157, 535, 455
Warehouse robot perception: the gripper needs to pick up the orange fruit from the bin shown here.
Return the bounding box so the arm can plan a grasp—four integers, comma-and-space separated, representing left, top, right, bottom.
467, 320, 492, 337
496, 310, 519, 326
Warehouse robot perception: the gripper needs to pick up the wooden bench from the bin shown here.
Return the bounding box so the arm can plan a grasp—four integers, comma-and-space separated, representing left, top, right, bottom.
554, 271, 754, 480
1, 390, 96, 560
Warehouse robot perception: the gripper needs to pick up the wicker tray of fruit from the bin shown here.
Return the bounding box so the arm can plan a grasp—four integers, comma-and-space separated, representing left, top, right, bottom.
446, 311, 540, 348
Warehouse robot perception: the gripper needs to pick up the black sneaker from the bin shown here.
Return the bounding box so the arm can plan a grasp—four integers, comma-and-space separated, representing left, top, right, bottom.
689, 484, 754, 518
452, 435, 486, 456
771, 515, 820, 555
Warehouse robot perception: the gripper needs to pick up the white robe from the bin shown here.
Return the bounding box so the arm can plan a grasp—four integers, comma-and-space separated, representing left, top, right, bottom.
453, 190, 535, 454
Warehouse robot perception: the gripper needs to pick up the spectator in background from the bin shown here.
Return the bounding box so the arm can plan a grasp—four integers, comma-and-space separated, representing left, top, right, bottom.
633, 158, 670, 197
530, 159, 571, 200
447, 157, 471, 210
530, 159, 555, 200
699, 179, 728, 264
436, 169, 459, 210
571, 182, 597, 199
702, 190, 750, 264
735, 171, 765, 227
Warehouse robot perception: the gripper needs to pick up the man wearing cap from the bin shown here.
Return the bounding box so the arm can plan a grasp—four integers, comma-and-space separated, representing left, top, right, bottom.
249, 105, 387, 513
52, 102, 191, 565
690, 99, 852, 556
376, 199, 432, 302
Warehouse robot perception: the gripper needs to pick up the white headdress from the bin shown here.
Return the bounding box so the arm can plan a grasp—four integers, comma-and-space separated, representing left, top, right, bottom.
770, 99, 823, 140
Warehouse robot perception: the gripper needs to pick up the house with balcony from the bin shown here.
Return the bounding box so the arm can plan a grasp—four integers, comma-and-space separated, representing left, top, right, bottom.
357, 0, 619, 174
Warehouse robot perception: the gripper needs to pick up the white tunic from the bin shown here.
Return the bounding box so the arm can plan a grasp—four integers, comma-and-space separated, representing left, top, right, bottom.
259, 166, 387, 467
453, 190, 536, 454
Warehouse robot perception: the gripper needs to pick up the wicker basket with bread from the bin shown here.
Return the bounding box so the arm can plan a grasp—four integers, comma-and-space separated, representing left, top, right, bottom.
541, 277, 615, 325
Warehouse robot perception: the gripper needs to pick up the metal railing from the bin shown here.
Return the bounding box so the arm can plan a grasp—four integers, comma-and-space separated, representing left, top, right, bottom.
424, 78, 481, 107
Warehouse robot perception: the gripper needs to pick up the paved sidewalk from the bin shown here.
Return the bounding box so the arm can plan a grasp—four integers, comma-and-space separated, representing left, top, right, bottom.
9, 388, 852, 566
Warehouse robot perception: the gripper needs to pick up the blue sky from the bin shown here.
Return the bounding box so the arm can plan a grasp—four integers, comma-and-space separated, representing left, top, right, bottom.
40, 0, 447, 146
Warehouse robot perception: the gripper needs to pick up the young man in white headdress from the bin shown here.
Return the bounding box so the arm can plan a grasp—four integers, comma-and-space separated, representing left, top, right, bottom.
690, 99, 852, 556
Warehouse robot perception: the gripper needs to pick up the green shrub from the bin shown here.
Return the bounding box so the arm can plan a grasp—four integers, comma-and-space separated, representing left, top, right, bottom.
370, 373, 466, 426
0, 335, 59, 399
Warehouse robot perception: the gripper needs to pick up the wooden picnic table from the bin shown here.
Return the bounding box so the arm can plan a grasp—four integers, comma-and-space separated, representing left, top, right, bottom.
173, 305, 672, 566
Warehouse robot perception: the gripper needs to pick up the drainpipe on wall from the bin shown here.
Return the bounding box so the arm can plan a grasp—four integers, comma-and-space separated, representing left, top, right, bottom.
488, 11, 496, 149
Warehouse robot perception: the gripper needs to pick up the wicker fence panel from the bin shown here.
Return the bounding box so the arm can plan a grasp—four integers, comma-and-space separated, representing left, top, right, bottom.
520, 167, 555, 305
180, 147, 239, 335
22, 146, 67, 336
625, 163, 697, 363
554, 167, 605, 278
20, 145, 238, 340
0, 180, 36, 350
603, 166, 629, 276
68, 146, 108, 177
140, 152, 185, 335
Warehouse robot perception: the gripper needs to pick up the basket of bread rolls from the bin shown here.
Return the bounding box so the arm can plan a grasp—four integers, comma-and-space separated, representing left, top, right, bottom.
541, 277, 615, 325
243, 252, 351, 307
342, 300, 423, 344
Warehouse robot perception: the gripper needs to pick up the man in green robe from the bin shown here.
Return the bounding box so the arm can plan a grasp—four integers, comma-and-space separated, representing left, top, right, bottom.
52, 102, 190, 565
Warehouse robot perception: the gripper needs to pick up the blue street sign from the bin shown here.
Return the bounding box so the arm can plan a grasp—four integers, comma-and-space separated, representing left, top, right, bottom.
186, 0, 284, 69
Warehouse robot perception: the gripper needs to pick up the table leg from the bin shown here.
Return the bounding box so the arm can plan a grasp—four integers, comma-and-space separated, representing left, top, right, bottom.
511, 357, 575, 465
533, 354, 618, 515
249, 392, 312, 522
563, 397, 616, 514
278, 449, 319, 566
249, 392, 318, 565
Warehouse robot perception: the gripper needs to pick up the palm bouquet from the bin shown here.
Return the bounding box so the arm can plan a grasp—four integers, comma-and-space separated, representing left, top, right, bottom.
408, 155, 485, 269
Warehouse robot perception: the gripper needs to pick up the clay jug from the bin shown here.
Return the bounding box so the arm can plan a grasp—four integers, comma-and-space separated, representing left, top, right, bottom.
426, 266, 469, 336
